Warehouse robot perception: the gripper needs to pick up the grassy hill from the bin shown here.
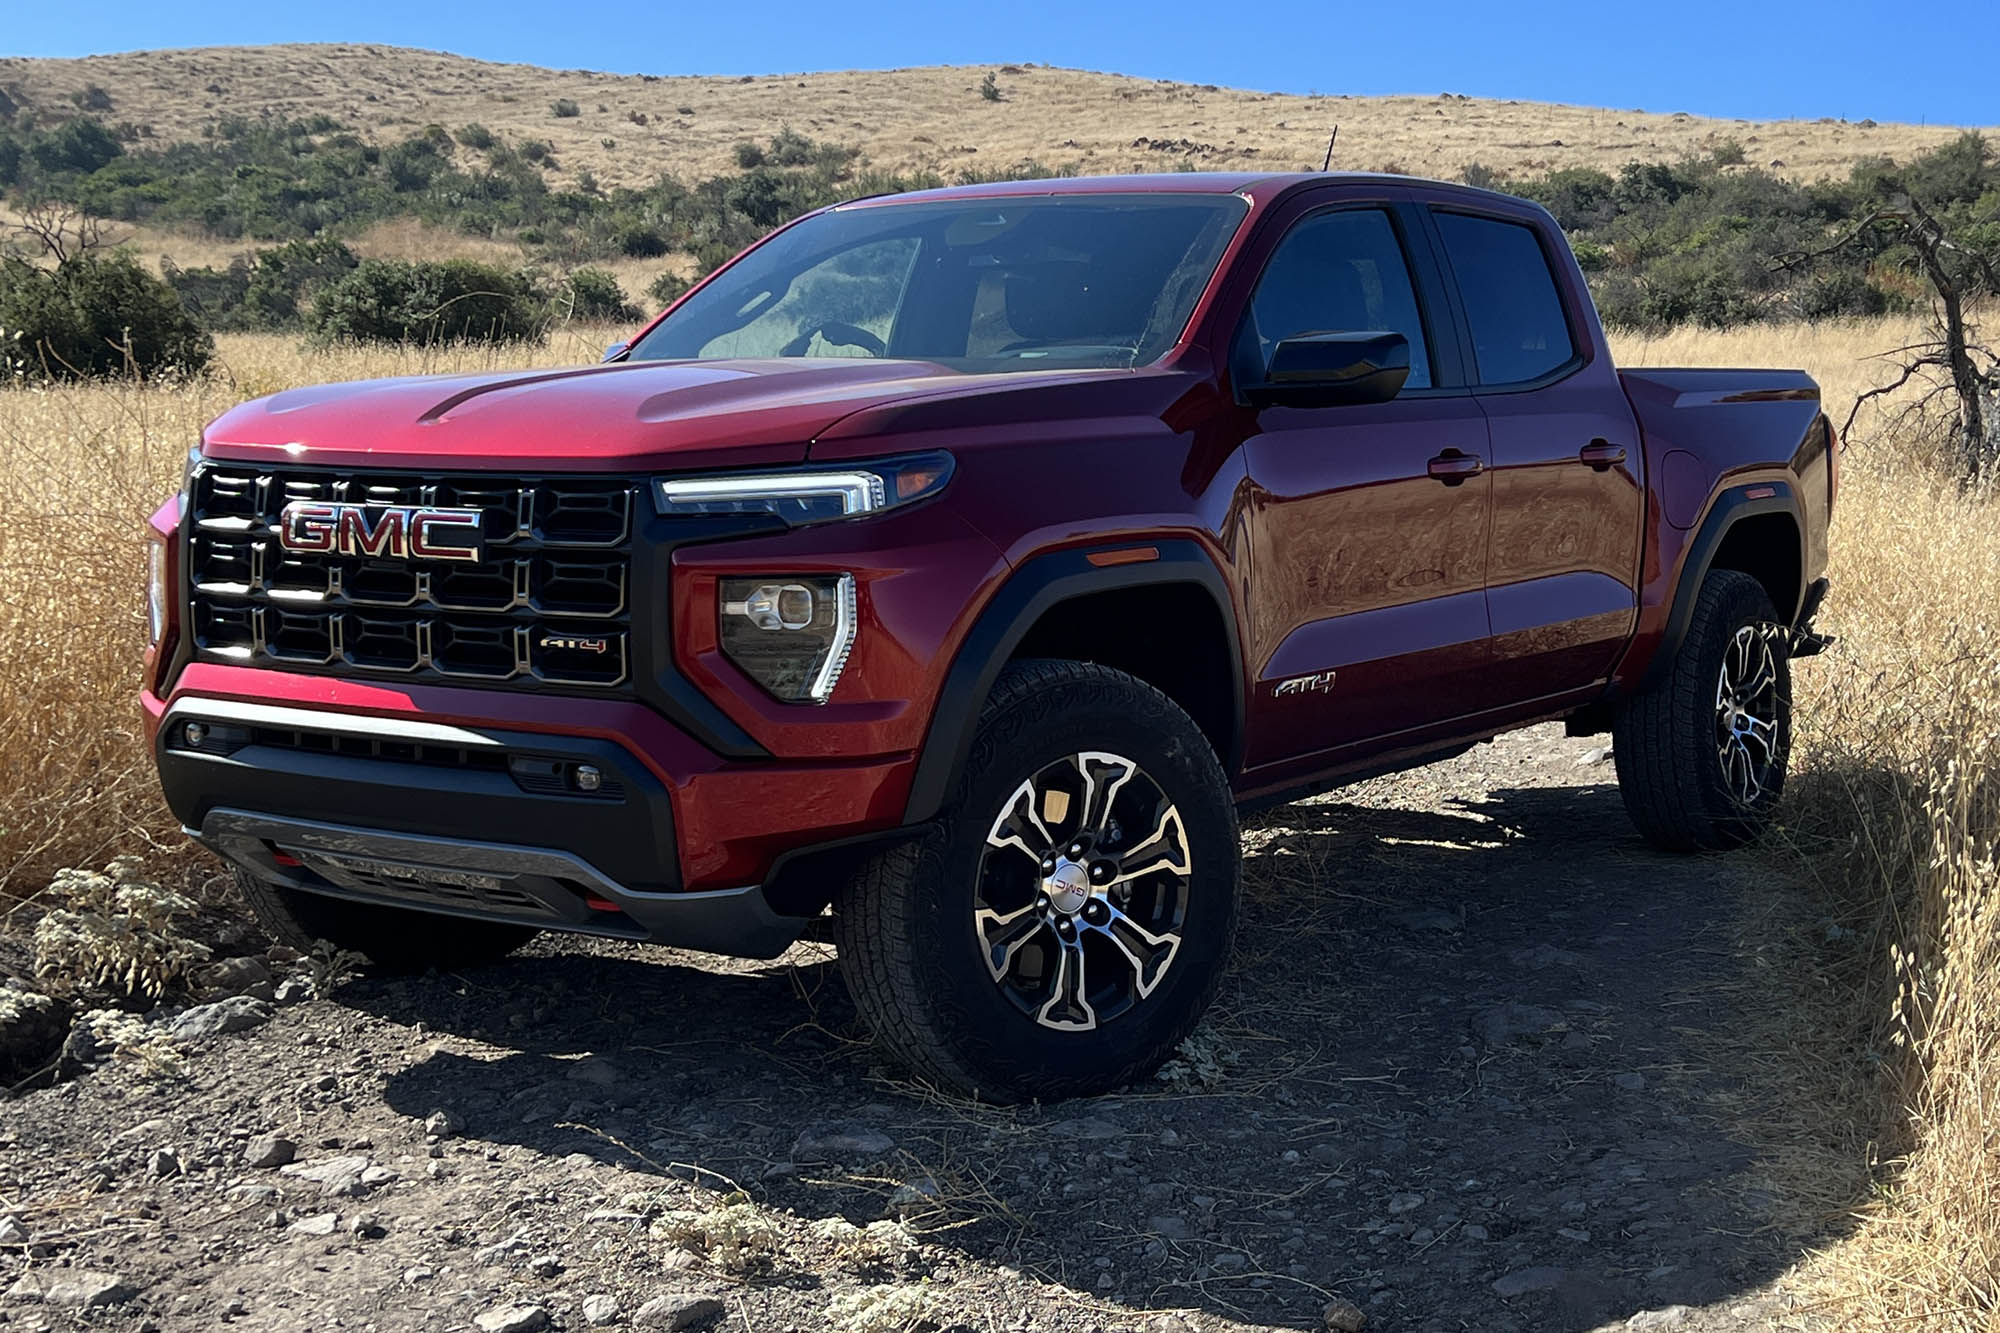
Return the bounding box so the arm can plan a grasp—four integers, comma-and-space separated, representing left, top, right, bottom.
2, 43, 1990, 192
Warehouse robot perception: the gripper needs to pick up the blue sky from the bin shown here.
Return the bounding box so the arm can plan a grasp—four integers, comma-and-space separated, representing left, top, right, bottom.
11, 0, 1997, 128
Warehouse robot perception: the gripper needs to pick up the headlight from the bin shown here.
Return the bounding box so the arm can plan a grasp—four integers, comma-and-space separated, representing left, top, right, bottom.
654, 453, 953, 525
146, 535, 169, 646
719, 574, 856, 704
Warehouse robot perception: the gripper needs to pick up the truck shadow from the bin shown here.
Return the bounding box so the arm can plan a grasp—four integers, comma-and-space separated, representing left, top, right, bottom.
363, 777, 1834, 1331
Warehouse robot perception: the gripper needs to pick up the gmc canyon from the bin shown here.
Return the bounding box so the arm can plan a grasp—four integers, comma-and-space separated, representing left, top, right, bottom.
144, 172, 1835, 1100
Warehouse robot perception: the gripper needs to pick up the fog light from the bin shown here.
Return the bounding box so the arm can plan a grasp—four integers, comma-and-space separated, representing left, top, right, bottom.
724, 583, 816, 631
574, 764, 603, 793
718, 573, 857, 704
183, 722, 207, 747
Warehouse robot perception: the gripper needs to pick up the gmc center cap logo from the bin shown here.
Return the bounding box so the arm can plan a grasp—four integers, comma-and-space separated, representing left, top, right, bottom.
277, 502, 485, 563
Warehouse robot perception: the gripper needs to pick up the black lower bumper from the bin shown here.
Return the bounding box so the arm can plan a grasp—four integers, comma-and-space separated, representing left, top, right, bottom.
156, 699, 810, 959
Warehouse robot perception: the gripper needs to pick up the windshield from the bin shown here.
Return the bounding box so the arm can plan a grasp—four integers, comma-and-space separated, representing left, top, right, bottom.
626, 193, 1248, 373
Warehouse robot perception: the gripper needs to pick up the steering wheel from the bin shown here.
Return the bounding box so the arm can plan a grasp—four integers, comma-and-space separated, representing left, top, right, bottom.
778, 320, 887, 358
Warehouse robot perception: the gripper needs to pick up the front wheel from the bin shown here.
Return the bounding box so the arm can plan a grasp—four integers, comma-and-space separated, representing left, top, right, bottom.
834, 660, 1240, 1101
1613, 569, 1793, 852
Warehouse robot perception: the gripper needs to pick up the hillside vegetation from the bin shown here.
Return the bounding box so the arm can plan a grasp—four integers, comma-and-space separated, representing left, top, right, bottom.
4, 44, 1991, 190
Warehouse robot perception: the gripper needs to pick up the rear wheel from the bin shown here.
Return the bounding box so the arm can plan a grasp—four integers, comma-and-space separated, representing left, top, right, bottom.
834, 660, 1239, 1101
1613, 570, 1792, 851
233, 868, 537, 972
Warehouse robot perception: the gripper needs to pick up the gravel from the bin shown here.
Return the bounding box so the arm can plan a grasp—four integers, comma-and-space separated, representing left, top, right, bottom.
0, 725, 1824, 1332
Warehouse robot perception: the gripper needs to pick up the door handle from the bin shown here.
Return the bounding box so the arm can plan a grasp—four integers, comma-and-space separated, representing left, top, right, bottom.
1427, 450, 1485, 484
1579, 439, 1628, 471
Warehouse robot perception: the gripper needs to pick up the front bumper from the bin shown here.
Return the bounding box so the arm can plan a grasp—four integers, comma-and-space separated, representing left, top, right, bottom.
199, 809, 801, 957
151, 672, 920, 957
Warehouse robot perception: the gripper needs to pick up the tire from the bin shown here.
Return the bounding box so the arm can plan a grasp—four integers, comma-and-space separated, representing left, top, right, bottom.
1613, 569, 1793, 852
834, 660, 1240, 1102
233, 868, 537, 972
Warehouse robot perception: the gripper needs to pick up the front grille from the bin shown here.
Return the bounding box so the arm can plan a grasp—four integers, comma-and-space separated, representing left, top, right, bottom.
187, 464, 638, 691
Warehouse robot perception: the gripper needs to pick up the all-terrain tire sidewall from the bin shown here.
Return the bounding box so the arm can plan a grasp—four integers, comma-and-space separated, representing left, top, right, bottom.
1613, 570, 1792, 852
838, 660, 1239, 1101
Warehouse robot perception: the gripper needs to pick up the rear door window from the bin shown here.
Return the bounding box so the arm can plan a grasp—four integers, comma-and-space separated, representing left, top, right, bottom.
1432, 212, 1577, 385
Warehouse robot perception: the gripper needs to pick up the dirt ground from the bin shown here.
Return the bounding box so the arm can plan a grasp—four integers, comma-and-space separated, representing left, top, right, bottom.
0, 724, 1840, 1333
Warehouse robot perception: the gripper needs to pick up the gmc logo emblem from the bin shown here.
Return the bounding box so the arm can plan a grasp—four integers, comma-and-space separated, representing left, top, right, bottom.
277, 502, 485, 563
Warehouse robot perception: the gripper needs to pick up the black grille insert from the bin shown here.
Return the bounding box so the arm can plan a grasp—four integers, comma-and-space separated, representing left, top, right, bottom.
188, 464, 637, 691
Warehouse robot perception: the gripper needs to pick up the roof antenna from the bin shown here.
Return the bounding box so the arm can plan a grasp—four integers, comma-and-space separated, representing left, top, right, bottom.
1322, 126, 1339, 172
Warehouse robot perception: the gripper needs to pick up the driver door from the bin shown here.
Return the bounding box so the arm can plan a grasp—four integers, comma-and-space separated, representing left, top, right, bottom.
1238, 200, 1495, 773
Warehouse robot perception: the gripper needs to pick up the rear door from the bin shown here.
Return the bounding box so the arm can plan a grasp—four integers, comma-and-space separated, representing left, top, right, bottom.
1236, 194, 1495, 771
1419, 201, 1645, 704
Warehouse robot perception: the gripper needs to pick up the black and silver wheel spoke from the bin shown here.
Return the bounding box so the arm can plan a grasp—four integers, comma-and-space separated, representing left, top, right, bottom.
1096, 903, 1180, 997
1714, 623, 1785, 808
1038, 938, 1095, 1030
974, 902, 1050, 982
985, 777, 1057, 864
975, 749, 1191, 1032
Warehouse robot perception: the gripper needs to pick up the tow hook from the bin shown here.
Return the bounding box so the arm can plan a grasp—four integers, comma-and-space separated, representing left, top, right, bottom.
1790, 577, 1835, 658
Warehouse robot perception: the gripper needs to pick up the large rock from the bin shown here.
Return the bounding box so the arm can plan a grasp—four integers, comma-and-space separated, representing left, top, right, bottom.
279, 1154, 375, 1196
4, 1269, 140, 1308
168, 995, 274, 1041
1321, 1298, 1367, 1332
0, 988, 69, 1086
474, 1305, 550, 1333
197, 955, 272, 996
791, 1122, 895, 1161
245, 1133, 297, 1168
633, 1293, 723, 1330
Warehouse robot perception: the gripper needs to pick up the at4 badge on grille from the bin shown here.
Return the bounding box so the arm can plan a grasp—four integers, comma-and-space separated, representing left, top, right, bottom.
277, 502, 485, 563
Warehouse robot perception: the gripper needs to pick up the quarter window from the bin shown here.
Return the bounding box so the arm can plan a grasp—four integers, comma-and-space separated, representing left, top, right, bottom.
1244, 208, 1432, 390
1433, 212, 1577, 385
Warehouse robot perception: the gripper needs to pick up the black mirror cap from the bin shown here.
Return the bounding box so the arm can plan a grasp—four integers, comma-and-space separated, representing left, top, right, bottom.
603, 341, 630, 362
1247, 330, 1411, 408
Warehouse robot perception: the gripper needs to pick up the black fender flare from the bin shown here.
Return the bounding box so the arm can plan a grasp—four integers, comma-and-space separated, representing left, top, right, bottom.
1640, 481, 1805, 692
901, 540, 1246, 824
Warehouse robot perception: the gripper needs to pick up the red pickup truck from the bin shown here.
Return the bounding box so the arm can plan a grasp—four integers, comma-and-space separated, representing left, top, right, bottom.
144, 172, 1834, 1100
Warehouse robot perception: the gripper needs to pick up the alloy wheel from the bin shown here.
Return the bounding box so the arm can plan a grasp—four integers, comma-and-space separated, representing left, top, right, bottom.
974, 751, 1191, 1031
1714, 623, 1785, 806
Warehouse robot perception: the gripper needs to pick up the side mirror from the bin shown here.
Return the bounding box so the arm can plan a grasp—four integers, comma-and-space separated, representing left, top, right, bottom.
602, 341, 629, 362
1247, 331, 1410, 408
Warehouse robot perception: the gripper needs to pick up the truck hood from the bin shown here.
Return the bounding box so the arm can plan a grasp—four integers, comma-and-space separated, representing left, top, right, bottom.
200, 357, 1140, 473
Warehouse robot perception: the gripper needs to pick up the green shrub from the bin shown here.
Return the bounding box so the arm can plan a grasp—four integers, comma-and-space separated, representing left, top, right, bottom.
733, 140, 766, 169
307, 258, 549, 345
562, 267, 640, 322
980, 72, 1001, 102
552, 98, 581, 119
617, 226, 670, 258
646, 271, 692, 308
0, 251, 212, 379
26, 118, 125, 176
455, 122, 497, 151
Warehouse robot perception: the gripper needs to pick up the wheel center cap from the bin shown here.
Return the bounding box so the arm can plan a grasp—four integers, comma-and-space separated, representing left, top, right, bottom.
1047, 862, 1091, 916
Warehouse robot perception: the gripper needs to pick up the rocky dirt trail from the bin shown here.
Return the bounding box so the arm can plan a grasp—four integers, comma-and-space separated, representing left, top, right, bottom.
0, 725, 1834, 1332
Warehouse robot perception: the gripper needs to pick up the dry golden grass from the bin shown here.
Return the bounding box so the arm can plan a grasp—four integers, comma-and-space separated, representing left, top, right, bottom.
2, 44, 1991, 192
0, 325, 623, 911
1608, 318, 2000, 1327
1, 315, 1996, 1323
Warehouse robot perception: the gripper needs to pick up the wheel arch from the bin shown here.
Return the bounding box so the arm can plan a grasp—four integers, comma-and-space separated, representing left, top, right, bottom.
901, 541, 1246, 824
1642, 483, 1805, 691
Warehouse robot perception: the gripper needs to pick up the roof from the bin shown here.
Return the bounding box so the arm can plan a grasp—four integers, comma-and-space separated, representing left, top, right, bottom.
831, 170, 1530, 213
